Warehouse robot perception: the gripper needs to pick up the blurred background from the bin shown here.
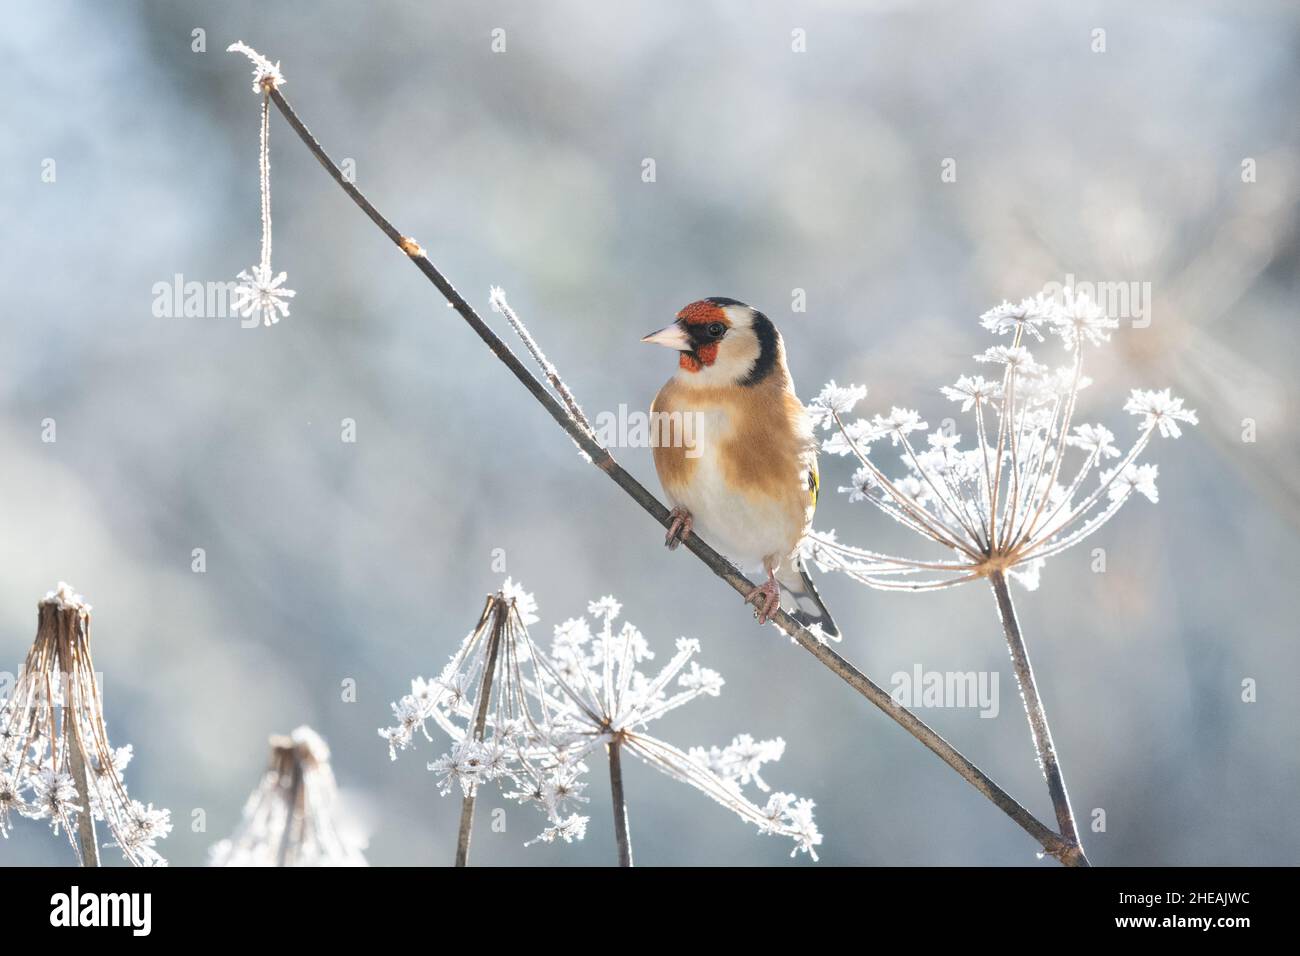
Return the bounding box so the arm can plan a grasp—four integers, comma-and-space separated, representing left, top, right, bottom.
1, 0, 1296, 866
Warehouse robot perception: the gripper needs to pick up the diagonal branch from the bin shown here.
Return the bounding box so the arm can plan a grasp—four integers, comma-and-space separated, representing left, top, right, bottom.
257, 81, 1083, 866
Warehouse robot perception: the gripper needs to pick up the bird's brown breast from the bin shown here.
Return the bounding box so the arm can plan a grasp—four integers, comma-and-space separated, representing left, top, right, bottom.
651, 371, 814, 514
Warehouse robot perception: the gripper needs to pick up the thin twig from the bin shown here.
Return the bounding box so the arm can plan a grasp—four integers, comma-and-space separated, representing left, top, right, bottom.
989, 570, 1089, 866
607, 736, 633, 867
490, 287, 596, 437
455, 597, 507, 867
258, 83, 1081, 865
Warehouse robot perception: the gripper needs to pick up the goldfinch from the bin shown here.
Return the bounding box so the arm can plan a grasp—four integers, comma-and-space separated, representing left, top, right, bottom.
642, 297, 839, 638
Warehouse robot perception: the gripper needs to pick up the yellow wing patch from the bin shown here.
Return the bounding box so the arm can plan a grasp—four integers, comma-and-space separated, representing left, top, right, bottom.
808, 463, 819, 510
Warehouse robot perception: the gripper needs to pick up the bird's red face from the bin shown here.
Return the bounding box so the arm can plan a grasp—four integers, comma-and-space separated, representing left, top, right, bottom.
641, 298, 779, 388
673, 301, 730, 372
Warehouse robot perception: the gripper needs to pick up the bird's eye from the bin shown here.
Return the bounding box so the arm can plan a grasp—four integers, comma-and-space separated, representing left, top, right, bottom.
706, 322, 726, 338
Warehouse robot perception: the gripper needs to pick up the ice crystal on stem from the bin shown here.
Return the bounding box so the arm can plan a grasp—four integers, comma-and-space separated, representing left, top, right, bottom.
0, 584, 172, 865
209, 726, 367, 867
490, 285, 601, 466
490, 286, 596, 438
380, 584, 822, 861
227, 42, 295, 327
805, 291, 1197, 591
227, 41, 286, 94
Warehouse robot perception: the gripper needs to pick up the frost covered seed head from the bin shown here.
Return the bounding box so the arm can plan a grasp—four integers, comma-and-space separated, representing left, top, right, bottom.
806, 293, 1196, 592
380, 583, 593, 847
0, 585, 171, 865
231, 264, 296, 327
209, 726, 367, 867
380, 584, 822, 859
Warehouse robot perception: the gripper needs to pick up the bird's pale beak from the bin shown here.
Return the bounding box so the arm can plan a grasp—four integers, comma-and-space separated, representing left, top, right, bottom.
641, 324, 691, 351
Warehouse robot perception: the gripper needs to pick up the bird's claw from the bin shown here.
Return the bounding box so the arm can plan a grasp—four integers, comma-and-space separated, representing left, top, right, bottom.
744, 578, 781, 625
665, 508, 693, 550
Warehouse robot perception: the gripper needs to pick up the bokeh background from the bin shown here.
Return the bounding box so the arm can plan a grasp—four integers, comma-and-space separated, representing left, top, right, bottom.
1, 0, 1297, 866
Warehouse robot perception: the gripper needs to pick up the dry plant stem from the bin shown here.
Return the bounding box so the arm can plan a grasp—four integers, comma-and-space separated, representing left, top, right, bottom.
50, 607, 100, 867
607, 736, 633, 867
989, 570, 1089, 866
274, 752, 306, 867
455, 600, 506, 867
65, 724, 100, 867
263, 86, 1081, 866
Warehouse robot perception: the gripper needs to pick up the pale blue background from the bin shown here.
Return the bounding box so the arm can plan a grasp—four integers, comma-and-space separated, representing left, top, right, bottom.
0, 0, 1296, 865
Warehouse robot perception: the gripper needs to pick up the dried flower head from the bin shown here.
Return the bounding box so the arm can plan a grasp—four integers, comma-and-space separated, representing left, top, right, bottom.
532, 597, 822, 859
0, 584, 172, 865
210, 726, 367, 867
380, 583, 592, 851
231, 263, 296, 328
382, 583, 822, 859
806, 292, 1197, 591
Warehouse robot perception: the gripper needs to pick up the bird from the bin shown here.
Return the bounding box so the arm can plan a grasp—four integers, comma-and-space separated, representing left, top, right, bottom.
642, 297, 839, 638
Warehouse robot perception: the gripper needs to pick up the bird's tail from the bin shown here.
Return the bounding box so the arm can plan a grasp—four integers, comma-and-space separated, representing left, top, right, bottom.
779, 558, 840, 640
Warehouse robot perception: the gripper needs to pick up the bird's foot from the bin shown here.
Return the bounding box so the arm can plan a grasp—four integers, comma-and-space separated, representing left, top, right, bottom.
665, 507, 693, 550
744, 575, 781, 625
